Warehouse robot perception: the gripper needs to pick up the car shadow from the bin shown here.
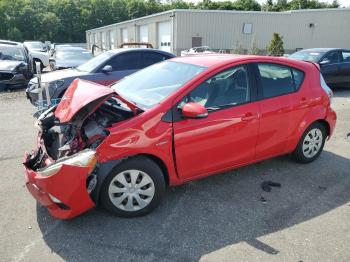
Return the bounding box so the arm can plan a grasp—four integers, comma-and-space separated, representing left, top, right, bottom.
36, 151, 350, 261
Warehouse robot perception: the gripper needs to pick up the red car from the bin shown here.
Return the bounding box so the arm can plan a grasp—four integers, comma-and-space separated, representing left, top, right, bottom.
24, 55, 336, 219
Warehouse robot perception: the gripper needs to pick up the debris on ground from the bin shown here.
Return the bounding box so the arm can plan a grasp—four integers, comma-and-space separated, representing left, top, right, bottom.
261, 181, 281, 192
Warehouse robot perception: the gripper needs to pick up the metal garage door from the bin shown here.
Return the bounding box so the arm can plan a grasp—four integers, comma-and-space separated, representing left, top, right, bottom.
122, 28, 128, 43
139, 25, 148, 43
158, 21, 171, 52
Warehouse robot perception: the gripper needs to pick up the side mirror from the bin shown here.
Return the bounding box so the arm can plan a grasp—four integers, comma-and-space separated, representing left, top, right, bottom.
182, 102, 208, 119
320, 59, 330, 66
102, 65, 112, 74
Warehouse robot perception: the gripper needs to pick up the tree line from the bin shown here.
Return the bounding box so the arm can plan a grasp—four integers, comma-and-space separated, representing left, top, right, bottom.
0, 0, 340, 43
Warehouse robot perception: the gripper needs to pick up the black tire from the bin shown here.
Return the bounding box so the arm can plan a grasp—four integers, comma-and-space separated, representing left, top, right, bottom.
291, 122, 326, 163
100, 156, 166, 217
33, 60, 44, 73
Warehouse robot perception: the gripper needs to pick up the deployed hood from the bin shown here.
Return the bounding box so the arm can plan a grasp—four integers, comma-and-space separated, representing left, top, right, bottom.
55, 79, 114, 123
40, 68, 89, 83
0, 60, 24, 71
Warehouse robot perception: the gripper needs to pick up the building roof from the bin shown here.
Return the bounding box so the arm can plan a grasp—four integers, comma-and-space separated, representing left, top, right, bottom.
86, 8, 350, 32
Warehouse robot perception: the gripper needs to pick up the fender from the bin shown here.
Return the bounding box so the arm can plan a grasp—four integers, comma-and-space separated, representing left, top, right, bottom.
30, 50, 50, 67
96, 112, 182, 187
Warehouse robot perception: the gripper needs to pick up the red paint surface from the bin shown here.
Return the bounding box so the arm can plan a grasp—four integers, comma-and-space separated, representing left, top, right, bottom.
25, 55, 337, 219
55, 79, 114, 123
24, 163, 95, 219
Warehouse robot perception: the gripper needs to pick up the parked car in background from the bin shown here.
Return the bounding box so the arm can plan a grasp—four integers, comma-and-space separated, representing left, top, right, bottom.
0, 40, 33, 90
23, 41, 50, 72
26, 48, 175, 105
50, 47, 93, 70
49, 44, 72, 57
23, 55, 336, 219
289, 48, 350, 87
181, 46, 217, 56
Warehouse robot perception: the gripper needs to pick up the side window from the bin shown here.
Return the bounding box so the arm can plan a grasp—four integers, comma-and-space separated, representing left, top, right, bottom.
257, 63, 294, 98
322, 51, 341, 64
292, 68, 305, 90
106, 52, 142, 71
141, 52, 169, 68
179, 65, 250, 110
342, 51, 350, 62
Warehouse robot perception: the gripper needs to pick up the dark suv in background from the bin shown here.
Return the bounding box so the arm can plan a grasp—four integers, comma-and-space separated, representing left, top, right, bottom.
26, 48, 175, 105
0, 40, 33, 91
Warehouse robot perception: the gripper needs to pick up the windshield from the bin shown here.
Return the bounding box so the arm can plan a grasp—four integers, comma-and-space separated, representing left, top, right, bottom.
56, 49, 93, 61
0, 46, 25, 61
77, 51, 114, 72
112, 61, 207, 110
25, 42, 44, 50
289, 50, 325, 62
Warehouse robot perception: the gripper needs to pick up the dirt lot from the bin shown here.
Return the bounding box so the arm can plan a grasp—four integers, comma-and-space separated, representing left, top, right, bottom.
0, 88, 349, 262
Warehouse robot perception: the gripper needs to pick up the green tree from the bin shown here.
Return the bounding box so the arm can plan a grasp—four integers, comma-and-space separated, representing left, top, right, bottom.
267, 33, 284, 56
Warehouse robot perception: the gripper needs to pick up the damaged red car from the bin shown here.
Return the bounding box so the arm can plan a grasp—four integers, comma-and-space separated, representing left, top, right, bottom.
24, 55, 336, 219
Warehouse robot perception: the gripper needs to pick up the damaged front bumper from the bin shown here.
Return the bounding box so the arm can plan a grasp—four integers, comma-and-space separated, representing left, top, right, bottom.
24, 148, 97, 219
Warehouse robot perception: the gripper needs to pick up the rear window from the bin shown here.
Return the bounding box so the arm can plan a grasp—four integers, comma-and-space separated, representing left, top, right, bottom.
257, 63, 305, 99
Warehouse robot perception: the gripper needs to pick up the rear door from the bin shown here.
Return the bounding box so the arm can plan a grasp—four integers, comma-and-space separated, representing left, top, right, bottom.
93, 52, 143, 85
254, 63, 306, 160
173, 64, 259, 180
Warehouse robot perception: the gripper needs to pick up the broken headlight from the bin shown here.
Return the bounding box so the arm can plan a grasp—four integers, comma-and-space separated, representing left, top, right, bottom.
36, 149, 97, 177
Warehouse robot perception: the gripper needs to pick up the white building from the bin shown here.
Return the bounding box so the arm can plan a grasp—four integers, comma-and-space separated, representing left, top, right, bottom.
86, 8, 350, 55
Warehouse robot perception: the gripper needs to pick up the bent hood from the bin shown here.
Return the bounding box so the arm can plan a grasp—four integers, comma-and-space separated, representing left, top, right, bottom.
55, 79, 114, 123
0, 60, 23, 71
41, 68, 89, 83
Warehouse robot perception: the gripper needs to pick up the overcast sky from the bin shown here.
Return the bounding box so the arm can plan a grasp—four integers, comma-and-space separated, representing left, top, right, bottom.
186, 0, 350, 7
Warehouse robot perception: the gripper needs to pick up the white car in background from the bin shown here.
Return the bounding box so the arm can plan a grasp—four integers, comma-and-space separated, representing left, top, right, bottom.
181, 46, 217, 56
23, 41, 50, 72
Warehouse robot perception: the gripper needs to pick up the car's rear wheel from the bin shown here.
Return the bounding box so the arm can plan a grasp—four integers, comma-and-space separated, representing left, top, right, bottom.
292, 122, 326, 163
100, 156, 165, 217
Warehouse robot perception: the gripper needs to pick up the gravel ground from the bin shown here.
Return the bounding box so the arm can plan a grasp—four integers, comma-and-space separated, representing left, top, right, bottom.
0, 88, 349, 262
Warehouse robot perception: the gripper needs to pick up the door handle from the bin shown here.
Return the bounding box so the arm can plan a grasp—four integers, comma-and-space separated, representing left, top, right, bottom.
241, 112, 257, 121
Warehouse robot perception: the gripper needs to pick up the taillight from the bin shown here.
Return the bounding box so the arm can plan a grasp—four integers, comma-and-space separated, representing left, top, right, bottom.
320, 74, 333, 104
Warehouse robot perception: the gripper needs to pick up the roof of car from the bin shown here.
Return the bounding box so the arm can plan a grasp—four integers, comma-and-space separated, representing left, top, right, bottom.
296, 48, 346, 53
56, 47, 87, 51
0, 40, 23, 47
107, 48, 175, 56
170, 54, 317, 70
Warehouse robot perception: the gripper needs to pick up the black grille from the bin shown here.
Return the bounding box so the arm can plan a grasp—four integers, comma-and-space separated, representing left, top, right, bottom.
0, 73, 14, 81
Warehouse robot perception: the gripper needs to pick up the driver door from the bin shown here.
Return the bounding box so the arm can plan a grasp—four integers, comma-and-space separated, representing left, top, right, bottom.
173, 64, 259, 180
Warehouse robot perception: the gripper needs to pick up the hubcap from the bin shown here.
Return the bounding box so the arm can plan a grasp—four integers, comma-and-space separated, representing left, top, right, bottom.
302, 128, 323, 158
108, 169, 155, 212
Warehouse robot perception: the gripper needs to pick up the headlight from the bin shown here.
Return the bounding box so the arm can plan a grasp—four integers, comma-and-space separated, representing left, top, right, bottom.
37, 149, 97, 177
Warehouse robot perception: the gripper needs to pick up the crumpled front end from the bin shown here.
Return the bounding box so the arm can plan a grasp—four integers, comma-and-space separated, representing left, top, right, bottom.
24, 150, 96, 219
24, 145, 98, 219
23, 79, 139, 219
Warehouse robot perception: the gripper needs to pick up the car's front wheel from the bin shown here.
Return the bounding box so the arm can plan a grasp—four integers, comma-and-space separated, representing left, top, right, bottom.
100, 156, 166, 217
292, 122, 326, 163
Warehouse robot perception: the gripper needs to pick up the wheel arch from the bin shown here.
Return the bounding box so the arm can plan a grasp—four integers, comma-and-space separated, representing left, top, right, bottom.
91, 153, 170, 205
315, 119, 330, 137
